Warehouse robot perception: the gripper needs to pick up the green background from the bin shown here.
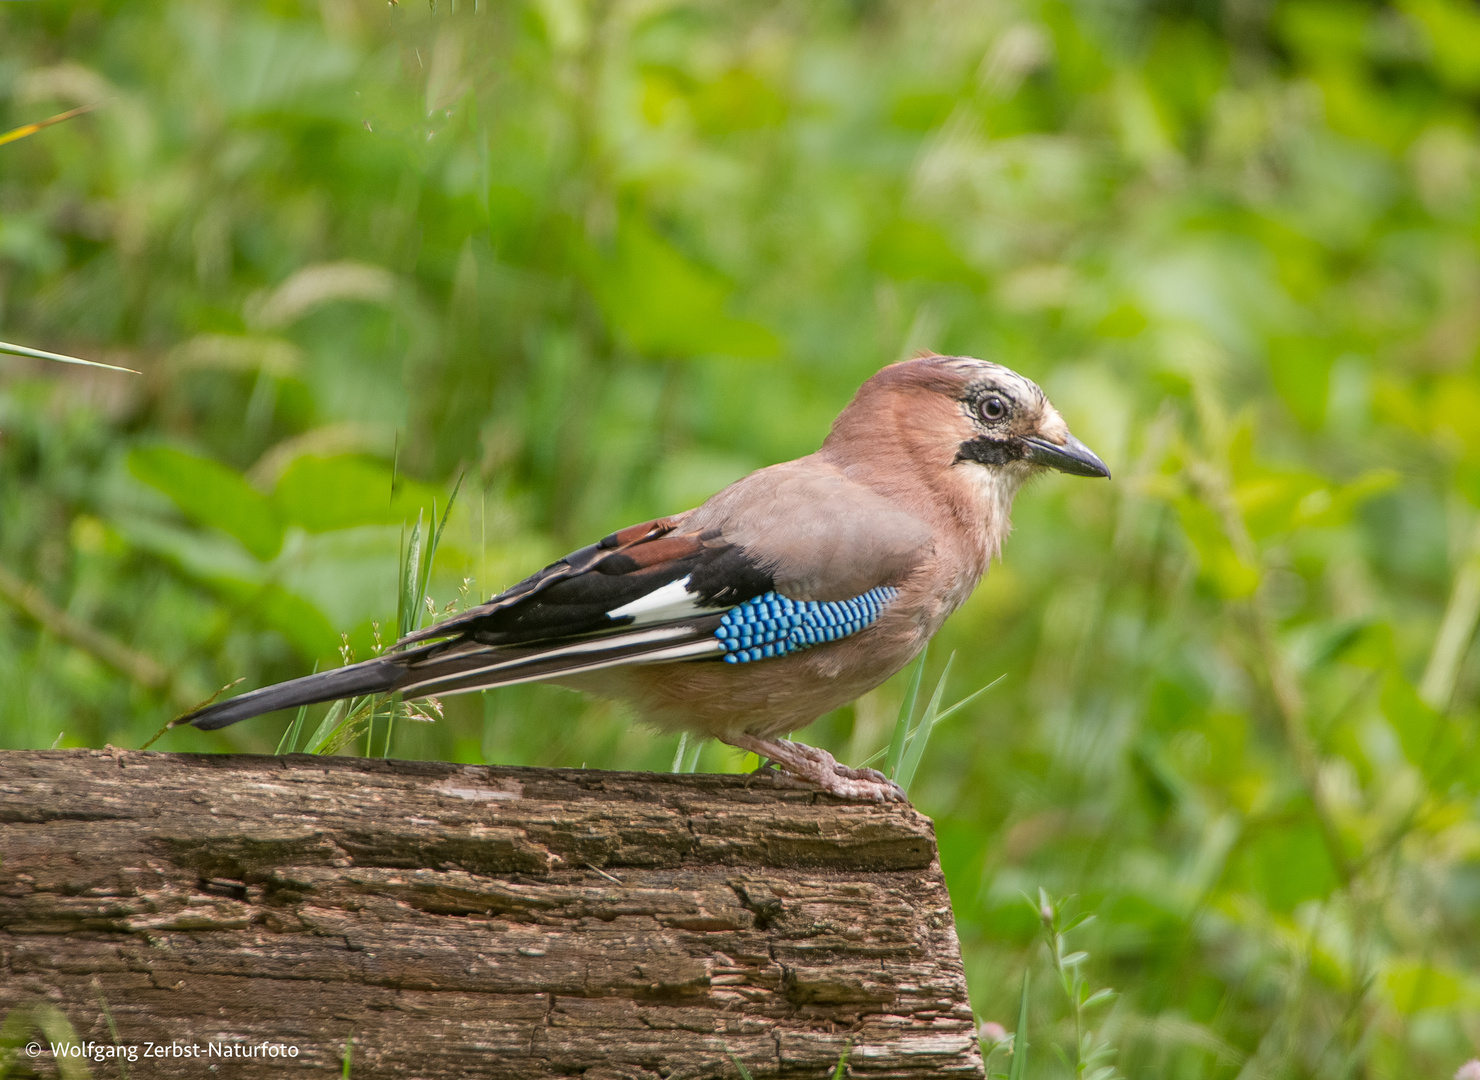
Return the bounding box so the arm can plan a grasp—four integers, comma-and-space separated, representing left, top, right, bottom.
4, 0, 1480, 1075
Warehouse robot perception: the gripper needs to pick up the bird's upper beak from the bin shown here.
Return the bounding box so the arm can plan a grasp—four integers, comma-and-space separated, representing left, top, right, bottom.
1021, 433, 1110, 478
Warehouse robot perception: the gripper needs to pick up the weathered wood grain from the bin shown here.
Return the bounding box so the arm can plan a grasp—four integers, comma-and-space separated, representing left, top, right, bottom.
0, 749, 983, 1079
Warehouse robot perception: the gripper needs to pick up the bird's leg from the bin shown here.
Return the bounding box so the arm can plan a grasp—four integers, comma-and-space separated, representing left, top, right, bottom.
725, 733, 906, 803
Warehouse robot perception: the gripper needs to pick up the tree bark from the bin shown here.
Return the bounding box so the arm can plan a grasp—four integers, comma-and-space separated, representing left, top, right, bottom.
0, 750, 984, 1079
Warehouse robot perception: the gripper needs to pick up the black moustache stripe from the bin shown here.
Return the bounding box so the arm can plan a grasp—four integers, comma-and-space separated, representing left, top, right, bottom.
954, 436, 1024, 466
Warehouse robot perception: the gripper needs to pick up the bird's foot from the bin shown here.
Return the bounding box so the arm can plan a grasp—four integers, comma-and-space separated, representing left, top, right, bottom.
727, 734, 906, 803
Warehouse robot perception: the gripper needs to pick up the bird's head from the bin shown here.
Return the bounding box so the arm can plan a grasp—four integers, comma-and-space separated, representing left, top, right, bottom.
822, 355, 1109, 523
826, 354, 1109, 479
943, 359, 1110, 480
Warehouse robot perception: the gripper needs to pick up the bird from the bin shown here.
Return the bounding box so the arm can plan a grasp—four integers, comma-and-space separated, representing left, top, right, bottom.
177, 355, 1109, 801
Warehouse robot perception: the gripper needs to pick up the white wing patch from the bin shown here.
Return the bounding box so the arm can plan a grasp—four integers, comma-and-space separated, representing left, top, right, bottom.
605, 574, 708, 625
399, 625, 698, 696
402, 635, 724, 700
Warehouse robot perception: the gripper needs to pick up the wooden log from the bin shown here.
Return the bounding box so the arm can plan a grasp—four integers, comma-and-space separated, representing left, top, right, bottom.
0, 749, 984, 1079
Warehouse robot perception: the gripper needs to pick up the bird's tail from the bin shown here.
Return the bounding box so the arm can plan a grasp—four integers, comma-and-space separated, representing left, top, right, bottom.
177, 659, 401, 731
176, 618, 727, 732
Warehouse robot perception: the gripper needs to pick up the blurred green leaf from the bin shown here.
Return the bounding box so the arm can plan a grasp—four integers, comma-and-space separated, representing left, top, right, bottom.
890, 90, 956, 132
129, 446, 283, 561
1233, 818, 1341, 912
237, 584, 339, 662
1382, 960, 1467, 1014
1381, 675, 1466, 782
1277, 1, 1370, 63
1403, 0, 1480, 91
1266, 335, 1333, 430
869, 221, 982, 286
1174, 497, 1260, 597
274, 455, 441, 533
691, 68, 786, 134
584, 218, 779, 359
1431, 377, 1480, 458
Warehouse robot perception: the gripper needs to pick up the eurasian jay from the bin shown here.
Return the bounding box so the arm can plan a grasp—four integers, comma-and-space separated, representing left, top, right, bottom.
179, 355, 1109, 801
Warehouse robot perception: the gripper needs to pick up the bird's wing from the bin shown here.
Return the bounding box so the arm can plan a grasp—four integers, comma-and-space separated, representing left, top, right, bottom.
395, 515, 769, 649
181, 468, 936, 727
385, 463, 934, 694
383, 515, 762, 699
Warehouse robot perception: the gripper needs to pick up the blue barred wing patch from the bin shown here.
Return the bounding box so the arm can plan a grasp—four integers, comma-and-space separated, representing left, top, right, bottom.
714, 587, 897, 663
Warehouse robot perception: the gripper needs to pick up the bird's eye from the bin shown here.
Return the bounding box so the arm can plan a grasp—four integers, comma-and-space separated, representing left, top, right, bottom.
979, 395, 1007, 422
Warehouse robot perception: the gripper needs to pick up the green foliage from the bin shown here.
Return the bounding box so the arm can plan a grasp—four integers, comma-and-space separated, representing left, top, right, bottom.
3, 1, 1480, 1075
885, 650, 927, 783
1036, 891, 1120, 1080
0, 1005, 92, 1080
875, 648, 1003, 793
585, 218, 779, 359
1010, 970, 1030, 1080
129, 445, 283, 560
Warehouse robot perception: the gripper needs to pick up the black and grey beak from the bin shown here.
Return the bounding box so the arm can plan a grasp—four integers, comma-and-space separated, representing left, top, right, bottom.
1022, 434, 1110, 479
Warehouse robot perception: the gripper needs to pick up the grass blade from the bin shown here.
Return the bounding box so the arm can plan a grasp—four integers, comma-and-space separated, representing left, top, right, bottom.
727, 1052, 754, 1080
671, 731, 690, 772
896, 651, 956, 793
276, 702, 310, 755
0, 338, 139, 373
422, 472, 464, 603
855, 672, 1005, 774
929, 672, 1006, 726
398, 511, 424, 640
1008, 968, 1030, 1080
275, 662, 318, 754
304, 699, 348, 755
0, 103, 100, 148
386, 475, 461, 759
885, 647, 927, 780
92, 982, 129, 1080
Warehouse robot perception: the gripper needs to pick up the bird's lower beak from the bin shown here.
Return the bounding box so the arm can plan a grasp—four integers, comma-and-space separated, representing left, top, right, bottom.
1022, 434, 1111, 478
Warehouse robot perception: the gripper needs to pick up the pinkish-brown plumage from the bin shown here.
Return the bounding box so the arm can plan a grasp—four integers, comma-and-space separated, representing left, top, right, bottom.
179, 355, 1109, 801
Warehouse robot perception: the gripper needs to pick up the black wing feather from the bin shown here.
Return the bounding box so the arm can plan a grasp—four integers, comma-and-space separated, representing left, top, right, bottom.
397, 516, 775, 649
176, 514, 777, 731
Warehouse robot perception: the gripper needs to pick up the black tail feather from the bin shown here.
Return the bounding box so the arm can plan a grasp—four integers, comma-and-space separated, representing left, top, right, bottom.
180, 659, 400, 730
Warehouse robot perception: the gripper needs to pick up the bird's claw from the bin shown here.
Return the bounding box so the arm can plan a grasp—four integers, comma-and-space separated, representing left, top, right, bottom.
818, 771, 907, 803
728, 735, 908, 803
